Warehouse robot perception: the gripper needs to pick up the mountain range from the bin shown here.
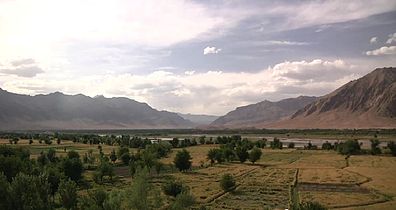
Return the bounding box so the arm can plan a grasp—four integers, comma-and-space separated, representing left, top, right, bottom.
0, 90, 193, 130
0, 67, 395, 130
210, 96, 317, 128
267, 67, 396, 128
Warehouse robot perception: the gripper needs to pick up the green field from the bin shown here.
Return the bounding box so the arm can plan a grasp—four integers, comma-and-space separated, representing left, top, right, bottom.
1, 131, 396, 210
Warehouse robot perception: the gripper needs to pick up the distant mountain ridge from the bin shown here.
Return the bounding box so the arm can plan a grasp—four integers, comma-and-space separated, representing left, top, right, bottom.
210, 96, 317, 128
177, 113, 219, 125
268, 67, 396, 128
0, 90, 193, 130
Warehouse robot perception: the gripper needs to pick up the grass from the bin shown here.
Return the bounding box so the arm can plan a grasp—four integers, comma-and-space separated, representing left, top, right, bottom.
299, 191, 386, 208
2, 138, 396, 209
299, 168, 367, 184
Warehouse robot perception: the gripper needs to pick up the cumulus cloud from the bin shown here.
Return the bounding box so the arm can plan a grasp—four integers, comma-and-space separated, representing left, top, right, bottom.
203, 46, 222, 55
0, 59, 364, 115
386, 33, 396, 44
370, 37, 377, 44
270, 59, 354, 82
0, 58, 44, 77
11, 58, 35, 66
366, 46, 396, 56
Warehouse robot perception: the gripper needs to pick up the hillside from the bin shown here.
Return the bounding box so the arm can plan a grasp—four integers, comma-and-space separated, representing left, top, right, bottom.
0, 90, 193, 130
210, 96, 317, 128
177, 113, 219, 125
268, 67, 396, 128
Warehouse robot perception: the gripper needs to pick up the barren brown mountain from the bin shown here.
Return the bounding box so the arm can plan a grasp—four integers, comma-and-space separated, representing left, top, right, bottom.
210, 96, 317, 128
0, 90, 193, 130
267, 67, 396, 129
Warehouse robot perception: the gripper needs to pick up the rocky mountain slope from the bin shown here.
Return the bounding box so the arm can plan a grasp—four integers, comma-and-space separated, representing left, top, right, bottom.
210, 96, 317, 128
0, 90, 193, 130
268, 67, 396, 128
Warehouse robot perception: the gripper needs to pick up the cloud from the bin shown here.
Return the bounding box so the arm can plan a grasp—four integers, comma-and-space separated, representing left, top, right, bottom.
1, 66, 44, 78
266, 40, 310, 46
315, 24, 332, 32
0, 58, 44, 77
184, 71, 195, 75
203, 46, 221, 55
0, 59, 365, 115
370, 37, 378, 44
366, 46, 396, 56
11, 58, 35, 66
270, 0, 396, 30
386, 33, 396, 44
270, 59, 355, 82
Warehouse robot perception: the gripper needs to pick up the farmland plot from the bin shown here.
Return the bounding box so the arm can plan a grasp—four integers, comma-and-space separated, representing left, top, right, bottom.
208, 168, 296, 209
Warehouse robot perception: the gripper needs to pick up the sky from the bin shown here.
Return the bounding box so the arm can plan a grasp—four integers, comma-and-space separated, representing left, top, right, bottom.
0, 0, 395, 115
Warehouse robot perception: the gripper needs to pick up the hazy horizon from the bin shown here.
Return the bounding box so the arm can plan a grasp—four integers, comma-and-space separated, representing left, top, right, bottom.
0, 0, 395, 115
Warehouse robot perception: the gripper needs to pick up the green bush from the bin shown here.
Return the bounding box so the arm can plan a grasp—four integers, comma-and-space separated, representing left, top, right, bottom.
163, 180, 184, 197
220, 173, 236, 192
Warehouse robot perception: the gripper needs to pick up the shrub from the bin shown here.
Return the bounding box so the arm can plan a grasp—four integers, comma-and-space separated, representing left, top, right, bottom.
58, 179, 78, 210
338, 140, 361, 155
220, 174, 236, 192
388, 141, 396, 156
297, 201, 327, 210
173, 149, 192, 172
120, 153, 130, 165
321, 141, 333, 150
249, 147, 262, 164
163, 180, 184, 197
370, 139, 381, 155
270, 138, 283, 149
235, 146, 249, 163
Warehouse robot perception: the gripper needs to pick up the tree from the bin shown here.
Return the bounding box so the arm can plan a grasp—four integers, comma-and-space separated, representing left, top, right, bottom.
174, 149, 192, 172
162, 180, 184, 197
9, 173, 51, 210
79, 188, 108, 210
370, 139, 381, 155
57, 139, 61, 145
220, 173, 236, 192
288, 142, 295, 148
322, 141, 333, 150
207, 148, 217, 164
45, 166, 62, 200
94, 161, 114, 183
117, 147, 129, 158
171, 138, 179, 148
388, 141, 396, 156
235, 146, 249, 163
58, 179, 78, 210
62, 157, 83, 182
270, 138, 283, 149
47, 148, 57, 162
127, 168, 150, 210
171, 192, 195, 210
110, 149, 117, 163
338, 140, 361, 155
199, 136, 206, 144
0, 173, 11, 210
214, 149, 225, 163
121, 153, 131, 165
67, 150, 80, 159
29, 139, 34, 144
255, 139, 267, 148
249, 147, 262, 164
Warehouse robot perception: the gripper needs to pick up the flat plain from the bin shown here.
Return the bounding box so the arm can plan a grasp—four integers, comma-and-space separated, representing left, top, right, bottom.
2, 136, 396, 209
